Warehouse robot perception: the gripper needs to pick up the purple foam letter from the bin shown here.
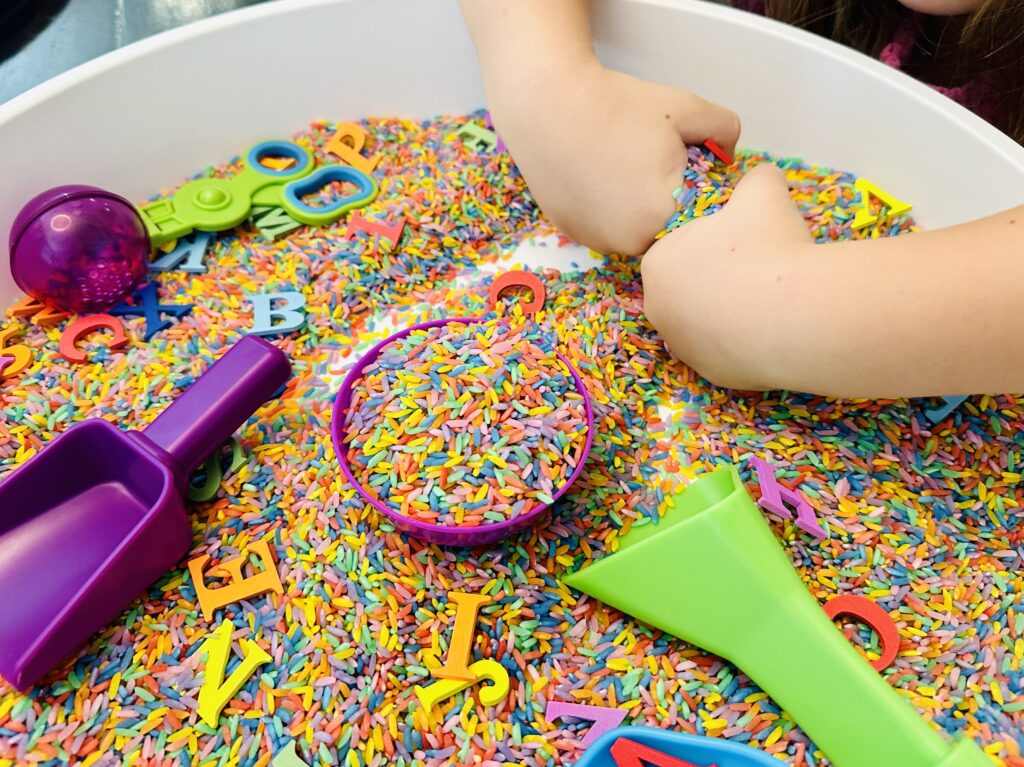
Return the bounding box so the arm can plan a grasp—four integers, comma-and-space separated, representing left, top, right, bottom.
751, 457, 827, 540
545, 701, 628, 746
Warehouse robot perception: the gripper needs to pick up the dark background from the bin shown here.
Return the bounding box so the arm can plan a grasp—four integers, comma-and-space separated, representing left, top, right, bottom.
0, 0, 273, 104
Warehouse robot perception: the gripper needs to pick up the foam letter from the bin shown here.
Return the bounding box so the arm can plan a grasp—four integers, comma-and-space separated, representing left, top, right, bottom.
850, 178, 912, 231
149, 232, 212, 273
0, 325, 33, 377
346, 210, 405, 250
751, 457, 827, 540
432, 592, 492, 682
189, 538, 284, 621
260, 156, 296, 172
248, 291, 306, 336
923, 395, 967, 424
824, 595, 899, 671
703, 139, 733, 165
58, 315, 129, 364
109, 282, 193, 341
272, 742, 310, 767
489, 270, 546, 315
188, 439, 245, 502
414, 659, 509, 711
455, 122, 498, 152
252, 207, 302, 240
610, 738, 699, 767
196, 620, 271, 727
545, 701, 628, 746
7, 296, 69, 326
324, 122, 381, 175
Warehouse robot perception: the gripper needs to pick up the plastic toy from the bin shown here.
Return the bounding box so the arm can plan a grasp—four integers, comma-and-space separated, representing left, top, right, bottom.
576, 727, 782, 767
9, 184, 151, 314
196, 619, 271, 726
414, 658, 510, 711
138, 140, 379, 247
0, 336, 290, 689
545, 701, 628, 746
750, 456, 827, 539
331, 316, 595, 547
563, 466, 991, 767
433, 592, 492, 682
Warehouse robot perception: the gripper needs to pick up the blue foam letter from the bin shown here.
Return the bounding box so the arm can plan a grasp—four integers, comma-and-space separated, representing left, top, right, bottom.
248, 291, 306, 336
149, 232, 213, 273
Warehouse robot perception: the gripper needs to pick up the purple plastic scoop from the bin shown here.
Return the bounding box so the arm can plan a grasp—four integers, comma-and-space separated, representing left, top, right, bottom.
0, 336, 290, 689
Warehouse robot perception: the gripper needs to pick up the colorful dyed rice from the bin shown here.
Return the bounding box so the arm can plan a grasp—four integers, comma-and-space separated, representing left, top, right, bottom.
0, 114, 1019, 767
340, 317, 589, 527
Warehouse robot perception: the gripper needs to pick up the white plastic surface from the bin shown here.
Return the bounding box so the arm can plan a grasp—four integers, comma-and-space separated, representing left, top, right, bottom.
0, 0, 1022, 307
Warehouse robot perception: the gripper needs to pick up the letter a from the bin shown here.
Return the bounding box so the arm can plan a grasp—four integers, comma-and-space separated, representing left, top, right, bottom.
851, 177, 912, 231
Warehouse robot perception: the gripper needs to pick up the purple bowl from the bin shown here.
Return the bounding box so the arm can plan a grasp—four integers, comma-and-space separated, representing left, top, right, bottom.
331, 317, 595, 547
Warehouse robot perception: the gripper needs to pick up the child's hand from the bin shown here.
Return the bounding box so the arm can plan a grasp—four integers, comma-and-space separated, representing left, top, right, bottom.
641, 164, 815, 390
644, 164, 1024, 399
490, 60, 740, 256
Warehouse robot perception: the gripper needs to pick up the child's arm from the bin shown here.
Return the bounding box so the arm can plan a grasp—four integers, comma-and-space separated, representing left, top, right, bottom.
458, 0, 740, 256
641, 164, 1024, 398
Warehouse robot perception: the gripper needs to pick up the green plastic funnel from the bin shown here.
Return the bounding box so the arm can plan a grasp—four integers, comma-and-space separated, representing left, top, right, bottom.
563, 466, 990, 767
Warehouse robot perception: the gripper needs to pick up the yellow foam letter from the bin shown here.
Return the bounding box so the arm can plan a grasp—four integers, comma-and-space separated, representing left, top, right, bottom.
415, 659, 510, 712
0, 325, 32, 378
431, 592, 492, 682
197, 620, 271, 726
851, 177, 912, 231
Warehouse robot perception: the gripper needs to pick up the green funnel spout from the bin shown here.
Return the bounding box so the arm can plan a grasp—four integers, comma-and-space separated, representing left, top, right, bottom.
563, 466, 990, 767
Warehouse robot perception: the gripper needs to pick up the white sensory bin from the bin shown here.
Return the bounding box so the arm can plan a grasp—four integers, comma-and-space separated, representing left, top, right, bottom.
0, 0, 1022, 305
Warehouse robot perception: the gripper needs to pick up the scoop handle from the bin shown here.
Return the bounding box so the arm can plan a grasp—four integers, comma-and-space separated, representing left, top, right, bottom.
142, 336, 290, 477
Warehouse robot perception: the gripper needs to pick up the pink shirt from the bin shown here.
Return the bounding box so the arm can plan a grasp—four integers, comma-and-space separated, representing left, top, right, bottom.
732, 1, 998, 125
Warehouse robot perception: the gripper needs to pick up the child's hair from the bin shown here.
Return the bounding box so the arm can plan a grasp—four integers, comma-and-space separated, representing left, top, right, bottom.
762, 0, 1024, 143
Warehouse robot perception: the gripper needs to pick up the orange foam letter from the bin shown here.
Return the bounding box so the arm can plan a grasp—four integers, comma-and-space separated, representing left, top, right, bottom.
188, 538, 284, 620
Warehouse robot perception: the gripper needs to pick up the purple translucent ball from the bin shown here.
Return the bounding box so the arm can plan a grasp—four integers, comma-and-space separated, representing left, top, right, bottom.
9, 185, 151, 314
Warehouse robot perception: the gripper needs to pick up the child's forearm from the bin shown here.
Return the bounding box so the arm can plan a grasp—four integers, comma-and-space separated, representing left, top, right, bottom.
753, 206, 1024, 398
458, 0, 596, 91
458, 0, 739, 257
